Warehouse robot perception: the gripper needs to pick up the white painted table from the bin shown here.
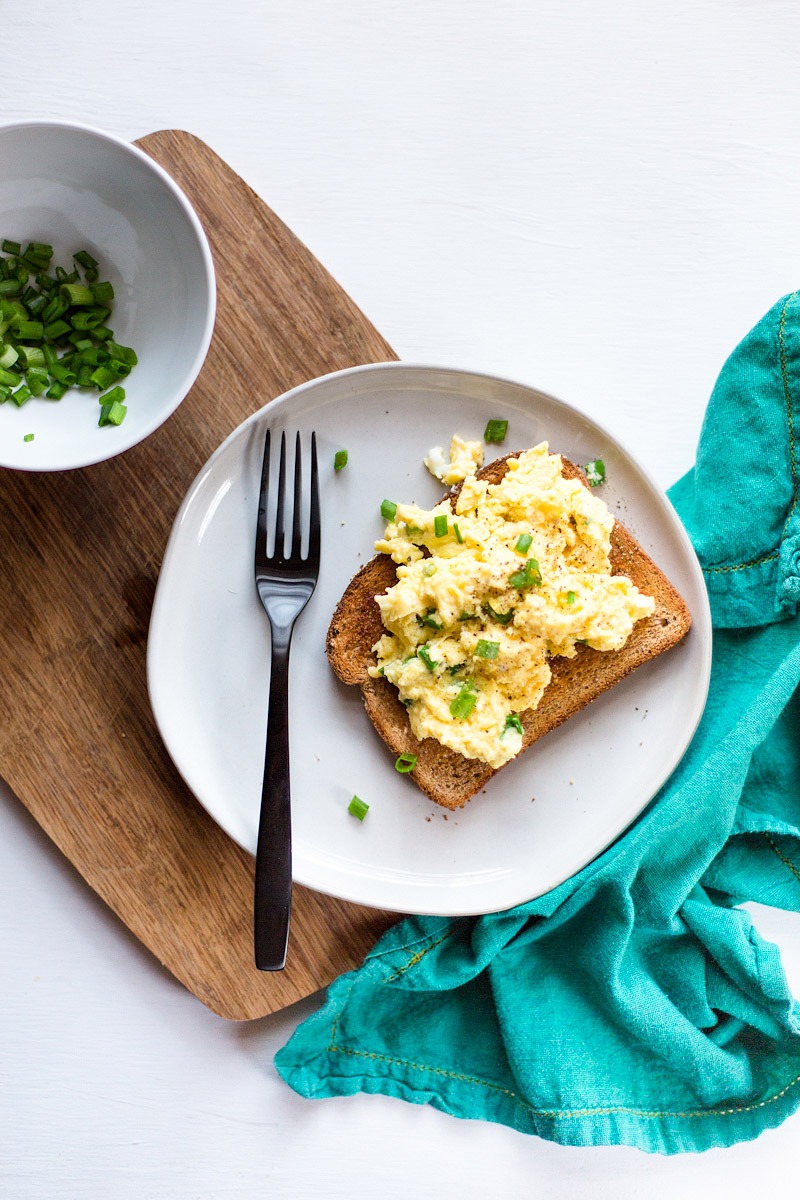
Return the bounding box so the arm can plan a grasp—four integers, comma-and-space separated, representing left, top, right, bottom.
3, 2, 800, 1194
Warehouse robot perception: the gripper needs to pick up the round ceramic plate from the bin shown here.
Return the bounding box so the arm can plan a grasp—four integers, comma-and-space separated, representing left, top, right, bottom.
147, 363, 711, 915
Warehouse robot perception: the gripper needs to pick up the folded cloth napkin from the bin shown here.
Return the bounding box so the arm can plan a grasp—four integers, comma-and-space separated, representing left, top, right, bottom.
276, 294, 800, 1155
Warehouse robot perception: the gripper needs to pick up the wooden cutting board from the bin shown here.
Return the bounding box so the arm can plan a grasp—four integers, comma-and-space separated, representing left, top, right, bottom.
0, 130, 400, 1020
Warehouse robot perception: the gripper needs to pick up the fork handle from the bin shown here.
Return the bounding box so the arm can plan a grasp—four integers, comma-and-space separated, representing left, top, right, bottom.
254, 625, 293, 971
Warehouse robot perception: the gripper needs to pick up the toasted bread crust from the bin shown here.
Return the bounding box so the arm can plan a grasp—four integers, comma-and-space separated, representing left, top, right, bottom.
327, 453, 691, 809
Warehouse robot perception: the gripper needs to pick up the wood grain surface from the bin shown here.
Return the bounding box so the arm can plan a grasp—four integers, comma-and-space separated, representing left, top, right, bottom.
0, 129, 399, 1020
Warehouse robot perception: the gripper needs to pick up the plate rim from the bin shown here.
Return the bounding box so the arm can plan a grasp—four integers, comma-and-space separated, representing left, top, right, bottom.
147, 360, 712, 915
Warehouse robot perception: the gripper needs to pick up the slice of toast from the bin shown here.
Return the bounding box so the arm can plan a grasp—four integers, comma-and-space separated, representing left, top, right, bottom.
327, 453, 691, 809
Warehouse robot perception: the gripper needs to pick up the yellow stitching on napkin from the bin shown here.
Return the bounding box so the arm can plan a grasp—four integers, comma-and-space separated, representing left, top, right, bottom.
326, 931, 800, 1122
383, 931, 453, 983
705, 554, 778, 575
327, 1044, 800, 1121
327, 930, 454, 1051
764, 831, 800, 887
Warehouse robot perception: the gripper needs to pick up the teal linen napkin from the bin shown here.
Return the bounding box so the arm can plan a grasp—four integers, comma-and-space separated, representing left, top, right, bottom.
276, 294, 800, 1155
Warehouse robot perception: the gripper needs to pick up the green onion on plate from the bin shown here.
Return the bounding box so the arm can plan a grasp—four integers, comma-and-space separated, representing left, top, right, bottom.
395, 753, 418, 773
348, 795, 369, 821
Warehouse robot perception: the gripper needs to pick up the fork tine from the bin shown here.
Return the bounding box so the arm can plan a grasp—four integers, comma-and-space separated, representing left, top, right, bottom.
273, 431, 287, 558
307, 431, 320, 566
291, 431, 303, 559
256, 426, 270, 565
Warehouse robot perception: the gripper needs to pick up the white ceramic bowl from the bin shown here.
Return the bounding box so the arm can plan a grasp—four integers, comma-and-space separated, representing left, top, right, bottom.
0, 120, 216, 471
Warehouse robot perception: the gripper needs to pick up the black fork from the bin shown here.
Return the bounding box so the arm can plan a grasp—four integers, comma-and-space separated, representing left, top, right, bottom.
253, 428, 320, 970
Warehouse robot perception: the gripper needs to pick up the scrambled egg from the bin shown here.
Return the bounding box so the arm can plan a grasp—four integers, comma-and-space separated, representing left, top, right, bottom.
424, 434, 484, 485
368, 443, 655, 769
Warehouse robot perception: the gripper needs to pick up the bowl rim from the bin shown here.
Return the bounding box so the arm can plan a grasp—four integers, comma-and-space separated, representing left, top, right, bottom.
0, 118, 217, 472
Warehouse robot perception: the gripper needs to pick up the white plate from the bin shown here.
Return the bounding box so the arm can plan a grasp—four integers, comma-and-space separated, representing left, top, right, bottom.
147, 363, 711, 916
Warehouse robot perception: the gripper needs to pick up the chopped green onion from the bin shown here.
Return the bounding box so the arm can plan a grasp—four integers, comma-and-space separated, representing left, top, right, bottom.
16, 320, 43, 340
395, 753, 418, 773
418, 609, 443, 630
11, 384, 31, 406
417, 645, 437, 672
474, 639, 500, 659
71, 309, 106, 330
450, 681, 478, 720
509, 558, 542, 590
433, 514, 448, 537
503, 713, 524, 737
26, 293, 47, 317
92, 281, 114, 305
88, 309, 112, 332
448, 662, 464, 675
483, 603, 515, 626
348, 795, 369, 821
77, 346, 106, 365
17, 346, 45, 370
98, 398, 127, 426
50, 364, 77, 386
73, 249, 98, 270
423, 562, 437, 577
484, 418, 508, 444
89, 365, 117, 390
567, 590, 576, 604
458, 611, 477, 621
380, 499, 398, 522
23, 432, 34, 442
0, 242, 136, 421
44, 319, 70, 340
41, 296, 68, 323
453, 522, 464, 544
26, 369, 49, 396
21, 254, 50, 273
514, 533, 532, 555
59, 283, 94, 307
334, 449, 348, 471
585, 459, 605, 486
99, 386, 126, 406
